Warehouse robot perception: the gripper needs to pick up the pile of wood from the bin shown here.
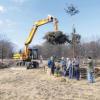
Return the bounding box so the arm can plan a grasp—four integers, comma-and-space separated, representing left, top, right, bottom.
80, 67, 100, 79
0, 62, 9, 69
95, 68, 100, 78
80, 67, 87, 79
0, 60, 14, 69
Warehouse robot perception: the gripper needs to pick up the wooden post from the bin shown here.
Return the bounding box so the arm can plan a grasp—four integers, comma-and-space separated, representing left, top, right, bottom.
72, 33, 76, 58
1, 44, 3, 63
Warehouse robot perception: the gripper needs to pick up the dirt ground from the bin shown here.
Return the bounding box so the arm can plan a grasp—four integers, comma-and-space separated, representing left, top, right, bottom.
0, 66, 100, 100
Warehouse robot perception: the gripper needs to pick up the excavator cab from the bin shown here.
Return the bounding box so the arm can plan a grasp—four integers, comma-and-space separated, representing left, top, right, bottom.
26, 48, 39, 69
28, 48, 38, 60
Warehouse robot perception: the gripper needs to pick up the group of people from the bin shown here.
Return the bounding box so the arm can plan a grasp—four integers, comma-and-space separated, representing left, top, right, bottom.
47, 56, 95, 83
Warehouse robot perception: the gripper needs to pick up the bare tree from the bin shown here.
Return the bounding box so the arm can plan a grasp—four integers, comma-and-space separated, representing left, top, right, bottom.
0, 34, 14, 62
32, 38, 100, 59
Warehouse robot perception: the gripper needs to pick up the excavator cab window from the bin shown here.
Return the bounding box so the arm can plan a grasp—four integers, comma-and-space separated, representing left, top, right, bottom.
29, 48, 38, 60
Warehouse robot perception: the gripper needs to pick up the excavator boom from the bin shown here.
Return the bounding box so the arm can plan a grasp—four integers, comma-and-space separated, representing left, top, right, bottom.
23, 15, 58, 60
25, 16, 58, 46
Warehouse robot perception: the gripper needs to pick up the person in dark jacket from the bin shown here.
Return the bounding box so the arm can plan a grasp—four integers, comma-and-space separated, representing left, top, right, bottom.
73, 57, 80, 80
48, 56, 55, 75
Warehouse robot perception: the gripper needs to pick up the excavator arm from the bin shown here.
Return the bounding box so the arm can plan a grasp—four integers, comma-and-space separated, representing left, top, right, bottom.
13, 15, 58, 61
23, 15, 58, 60
25, 16, 58, 45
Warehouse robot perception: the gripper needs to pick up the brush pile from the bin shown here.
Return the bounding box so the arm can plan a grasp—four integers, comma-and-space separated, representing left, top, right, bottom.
0, 62, 9, 69
44, 31, 71, 45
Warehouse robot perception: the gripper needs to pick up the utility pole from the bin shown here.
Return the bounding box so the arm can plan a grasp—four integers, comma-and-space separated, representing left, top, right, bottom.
72, 25, 76, 58
71, 27, 81, 58
72, 34, 76, 58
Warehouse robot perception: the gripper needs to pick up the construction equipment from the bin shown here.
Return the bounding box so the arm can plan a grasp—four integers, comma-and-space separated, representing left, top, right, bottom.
13, 15, 58, 68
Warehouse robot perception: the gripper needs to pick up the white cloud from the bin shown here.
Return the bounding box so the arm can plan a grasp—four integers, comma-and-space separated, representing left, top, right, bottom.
12, 0, 27, 4
0, 5, 5, 13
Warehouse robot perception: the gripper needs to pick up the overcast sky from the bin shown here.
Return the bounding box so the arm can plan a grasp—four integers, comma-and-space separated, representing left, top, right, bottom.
0, 0, 100, 49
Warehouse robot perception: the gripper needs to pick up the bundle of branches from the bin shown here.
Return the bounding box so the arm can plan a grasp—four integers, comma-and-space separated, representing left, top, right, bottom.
44, 31, 71, 45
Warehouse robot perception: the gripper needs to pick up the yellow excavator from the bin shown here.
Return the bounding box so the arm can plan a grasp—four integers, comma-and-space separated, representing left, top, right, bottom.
13, 15, 58, 68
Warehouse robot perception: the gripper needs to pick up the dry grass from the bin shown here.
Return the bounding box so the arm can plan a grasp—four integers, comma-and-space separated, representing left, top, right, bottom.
0, 67, 100, 100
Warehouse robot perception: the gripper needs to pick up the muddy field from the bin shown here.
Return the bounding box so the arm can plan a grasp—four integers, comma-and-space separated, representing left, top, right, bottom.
0, 66, 100, 100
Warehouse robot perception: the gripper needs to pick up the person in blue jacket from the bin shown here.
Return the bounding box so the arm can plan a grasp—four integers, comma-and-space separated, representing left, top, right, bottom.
48, 56, 55, 75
